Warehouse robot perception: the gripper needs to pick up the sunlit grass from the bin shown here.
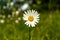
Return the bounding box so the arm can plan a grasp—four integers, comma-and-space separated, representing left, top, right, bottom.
0, 10, 60, 40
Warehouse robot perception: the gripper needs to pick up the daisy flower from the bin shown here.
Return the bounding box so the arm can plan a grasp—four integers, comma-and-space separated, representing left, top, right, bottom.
23, 10, 40, 27
15, 20, 19, 23
0, 19, 5, 23
12, 10, 19, 17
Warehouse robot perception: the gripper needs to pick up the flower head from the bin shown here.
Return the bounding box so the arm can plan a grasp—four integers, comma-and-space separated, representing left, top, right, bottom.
23, 10, 40, 27
0, 19, 5, 23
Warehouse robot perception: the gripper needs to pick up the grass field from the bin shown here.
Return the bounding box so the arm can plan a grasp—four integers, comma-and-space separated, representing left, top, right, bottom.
0, 10, 60, 40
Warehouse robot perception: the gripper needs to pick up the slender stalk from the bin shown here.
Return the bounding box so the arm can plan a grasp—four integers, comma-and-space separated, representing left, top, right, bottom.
29, 27, 31, 40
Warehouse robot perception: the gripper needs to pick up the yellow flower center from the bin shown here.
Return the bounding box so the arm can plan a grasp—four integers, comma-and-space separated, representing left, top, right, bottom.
28, 16, 34, 22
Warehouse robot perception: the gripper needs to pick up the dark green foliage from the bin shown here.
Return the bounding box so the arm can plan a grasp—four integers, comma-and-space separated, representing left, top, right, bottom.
0, 0, 60, 40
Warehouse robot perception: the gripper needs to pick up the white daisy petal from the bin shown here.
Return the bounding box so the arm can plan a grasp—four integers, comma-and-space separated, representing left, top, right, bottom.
31, 22, 35, 27
23, 14, 28, 20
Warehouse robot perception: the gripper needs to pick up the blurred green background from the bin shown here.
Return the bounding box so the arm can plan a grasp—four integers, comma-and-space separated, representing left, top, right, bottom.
0, 0, 60, 40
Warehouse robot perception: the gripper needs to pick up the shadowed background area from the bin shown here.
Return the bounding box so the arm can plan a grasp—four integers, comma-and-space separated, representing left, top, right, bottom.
0, 0, 60, 40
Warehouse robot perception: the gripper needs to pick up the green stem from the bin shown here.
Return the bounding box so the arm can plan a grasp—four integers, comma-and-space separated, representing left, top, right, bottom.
29, 27, 31, 40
